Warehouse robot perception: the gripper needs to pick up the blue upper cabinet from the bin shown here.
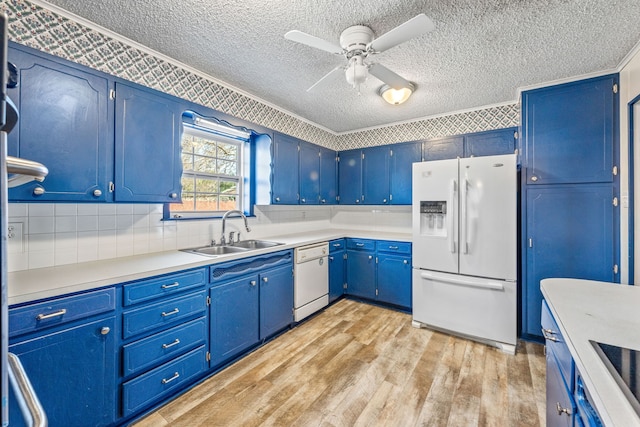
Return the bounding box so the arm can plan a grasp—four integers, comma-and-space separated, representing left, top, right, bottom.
114, 82, 185, 202
389, 141, 421, 205
423, 135, 464, 161
7, 44, 113, 201
338, 149, 363, 204
522, 75, 617, 185
362, 145, 390, 204
319, 146, 337, 204
465, 127, 517, 157
271, 132, 299, 204
299, 141, 320, 204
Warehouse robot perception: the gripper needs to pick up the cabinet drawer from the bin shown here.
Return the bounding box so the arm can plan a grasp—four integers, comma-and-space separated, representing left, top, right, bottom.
9, 288, 115, 338
346, 238, 375, 251
122, 317, 207, 377
377, 240, 411, 255
122, 345, 207, 417
123, 268, 206, 306
122, 291, 207, 339
329, 239, 345, 253
541, 300, 574, 389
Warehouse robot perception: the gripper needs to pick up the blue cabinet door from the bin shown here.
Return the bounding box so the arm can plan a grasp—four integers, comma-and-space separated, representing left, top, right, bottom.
377, 253, 412, 308
546, 348, 575, 427
209, 276, 259, 367
259, 264, 294, 338
329, 250, 346, 303
9, 317, 117, 427
422, 135, 464, 161
523, 185, 615, 339
465, 127, 517, 157
299, 141, 320, 204
390, 141, 421, 205
114, 82, 184, 202
346, 249, 376, 299
338, 149, 363, 204
7, 44, 112, 201
522, 75, 616, 185
271, 132, 299, 204
362, 145, 390, 205
319, 146, 337, 204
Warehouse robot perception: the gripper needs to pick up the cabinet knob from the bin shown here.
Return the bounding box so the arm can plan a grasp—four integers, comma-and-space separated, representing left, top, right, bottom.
530, 176, 538, 182
93, 189, 102, 197
368, 255, 373, 260
250, 280, 257, 286
170, 193, 178, 199
275, 197, 280, 202
301, 198, 306, 203
383, 199, 387, 203
100, 327, 110, 335
404, 260, 408, 264
321, 199, 326, 204
355, 199, 360, 203
262, 277, 268, 283
33, 187, 45, 196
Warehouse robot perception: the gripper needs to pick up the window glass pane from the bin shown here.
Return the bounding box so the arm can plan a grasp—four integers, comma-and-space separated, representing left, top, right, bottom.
195, 178, 219, 193
219, 195, 238, 211
182, 136, 195, 153
217, 159, 237, 176
195, 195, 219, 211
192, 137, 216, 157
217, 142, 238, 160
172, 194, 196, 212
219, 180, 238, 195
181, 153, 194, 169
181, 176, 195, 193
192, 155, 216, 174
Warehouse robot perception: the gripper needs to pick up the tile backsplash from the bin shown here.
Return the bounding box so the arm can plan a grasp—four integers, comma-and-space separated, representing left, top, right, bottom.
7, 203, 411, 272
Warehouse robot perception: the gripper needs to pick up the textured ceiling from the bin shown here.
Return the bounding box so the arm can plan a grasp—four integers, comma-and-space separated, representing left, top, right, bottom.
40, 0, 640, 133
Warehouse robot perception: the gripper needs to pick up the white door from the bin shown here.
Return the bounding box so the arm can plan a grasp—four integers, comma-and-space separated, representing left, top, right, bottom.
412, 159, 459, 273
458, 154, 517, 280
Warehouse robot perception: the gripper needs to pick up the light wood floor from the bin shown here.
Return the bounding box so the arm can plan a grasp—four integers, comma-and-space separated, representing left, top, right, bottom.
132, 299, 546, 427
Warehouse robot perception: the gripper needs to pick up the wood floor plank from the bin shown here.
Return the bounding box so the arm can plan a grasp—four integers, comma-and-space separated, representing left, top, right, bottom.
132, 299, 546, 427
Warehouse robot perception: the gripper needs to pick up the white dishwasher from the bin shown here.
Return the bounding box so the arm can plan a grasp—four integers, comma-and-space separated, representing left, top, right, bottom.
294, 242, 329, 321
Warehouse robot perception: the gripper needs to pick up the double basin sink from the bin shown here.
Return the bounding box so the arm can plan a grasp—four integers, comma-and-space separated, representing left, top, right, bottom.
182, 239, 283, 257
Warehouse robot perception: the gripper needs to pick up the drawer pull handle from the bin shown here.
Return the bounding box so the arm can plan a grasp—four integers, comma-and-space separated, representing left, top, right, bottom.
161, 372, 180, 385
161, 282, 180, 289
162, 339, 180, 349
332, 243, 341, 247
161, 308, 180, 317
356, 243, 364, 247
388, 246, 399, 249
541, 328, 559, 342
36, 309, 67, 321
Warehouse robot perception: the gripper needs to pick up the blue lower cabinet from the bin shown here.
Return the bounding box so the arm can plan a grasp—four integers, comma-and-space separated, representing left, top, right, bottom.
209, 276, 260, 367
259, 264, 294, 339
121, 345, 207, 417
329, 251, 346, 303
377, 253, 411, 308
122, 317, 207, 377
546, 347, 575, 427
9, 317, 117, 427
346, 249, 377, 300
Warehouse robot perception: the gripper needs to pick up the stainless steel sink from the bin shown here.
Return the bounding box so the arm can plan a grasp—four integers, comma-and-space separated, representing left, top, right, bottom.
181, 240, 283, 257
233, 239, 283, 249
182, 245, 249, 257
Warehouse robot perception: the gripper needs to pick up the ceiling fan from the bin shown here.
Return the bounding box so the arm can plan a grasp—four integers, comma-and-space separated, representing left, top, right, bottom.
284, 13, 435, 94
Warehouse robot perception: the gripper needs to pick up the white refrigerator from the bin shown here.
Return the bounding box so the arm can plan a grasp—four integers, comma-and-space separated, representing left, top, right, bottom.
412, 154, 517, 354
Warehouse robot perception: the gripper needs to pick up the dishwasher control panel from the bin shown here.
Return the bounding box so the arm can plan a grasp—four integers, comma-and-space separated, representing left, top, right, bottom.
295, 242, 329, 263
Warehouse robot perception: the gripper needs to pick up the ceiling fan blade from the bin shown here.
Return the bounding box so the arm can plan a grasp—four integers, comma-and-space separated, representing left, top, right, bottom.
285, 30, 343, 55
368, 13, 435, 53
368, 63, 411, 89
307, 66, 345, 92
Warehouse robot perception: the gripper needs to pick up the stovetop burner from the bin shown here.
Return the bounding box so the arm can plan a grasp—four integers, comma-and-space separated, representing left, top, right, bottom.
592, 341, 640, 417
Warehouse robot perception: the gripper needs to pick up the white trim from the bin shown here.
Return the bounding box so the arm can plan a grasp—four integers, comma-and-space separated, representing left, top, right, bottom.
515, 68, 619, 98
32, 0, 337, 136
617, 38, 640, 72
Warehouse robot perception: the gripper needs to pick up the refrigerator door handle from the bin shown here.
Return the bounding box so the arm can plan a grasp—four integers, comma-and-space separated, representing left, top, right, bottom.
7, 353, 47, 427
461, 178, 469, 254
448, 179, 456, 253
419, 271, 504, 291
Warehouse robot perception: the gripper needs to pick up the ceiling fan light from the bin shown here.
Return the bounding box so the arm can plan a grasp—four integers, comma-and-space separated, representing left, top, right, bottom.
379, 83, 415, 105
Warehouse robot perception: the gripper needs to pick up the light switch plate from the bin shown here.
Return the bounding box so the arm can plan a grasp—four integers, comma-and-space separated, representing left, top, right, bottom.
8, 222, 24, 253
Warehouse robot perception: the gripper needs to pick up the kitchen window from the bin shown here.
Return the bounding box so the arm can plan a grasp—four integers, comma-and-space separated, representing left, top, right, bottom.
169, 115, 250, 218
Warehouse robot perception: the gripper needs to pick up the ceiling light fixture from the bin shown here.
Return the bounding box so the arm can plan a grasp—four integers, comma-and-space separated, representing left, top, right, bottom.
379, 83, 415, 105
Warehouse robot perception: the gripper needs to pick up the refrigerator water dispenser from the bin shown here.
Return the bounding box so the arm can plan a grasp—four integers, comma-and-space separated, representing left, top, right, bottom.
420, 201, 447, 237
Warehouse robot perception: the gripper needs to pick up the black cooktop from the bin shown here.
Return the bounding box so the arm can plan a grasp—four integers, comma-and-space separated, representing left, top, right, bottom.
592, 341, 640, 417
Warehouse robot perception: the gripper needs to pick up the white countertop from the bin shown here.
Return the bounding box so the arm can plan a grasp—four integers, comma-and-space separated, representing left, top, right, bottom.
8, 229, 410, 306
541, 278, 640, 427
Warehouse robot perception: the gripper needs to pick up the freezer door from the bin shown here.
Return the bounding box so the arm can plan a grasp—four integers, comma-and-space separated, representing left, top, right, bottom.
458, 154, 517, 280
412, 269, 517, 346
412, 159, 459, 273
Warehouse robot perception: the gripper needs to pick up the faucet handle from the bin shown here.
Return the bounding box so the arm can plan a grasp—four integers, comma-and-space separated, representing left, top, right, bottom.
228, 231, 235, 244
210, 239, 216, 246
236, 232, 241, 243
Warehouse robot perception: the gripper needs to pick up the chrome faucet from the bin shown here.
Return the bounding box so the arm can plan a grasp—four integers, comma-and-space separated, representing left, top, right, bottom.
220, 210, 251, 245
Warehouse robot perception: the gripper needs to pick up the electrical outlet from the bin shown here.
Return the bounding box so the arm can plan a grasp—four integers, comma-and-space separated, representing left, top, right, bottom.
8, 222, 24, 253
